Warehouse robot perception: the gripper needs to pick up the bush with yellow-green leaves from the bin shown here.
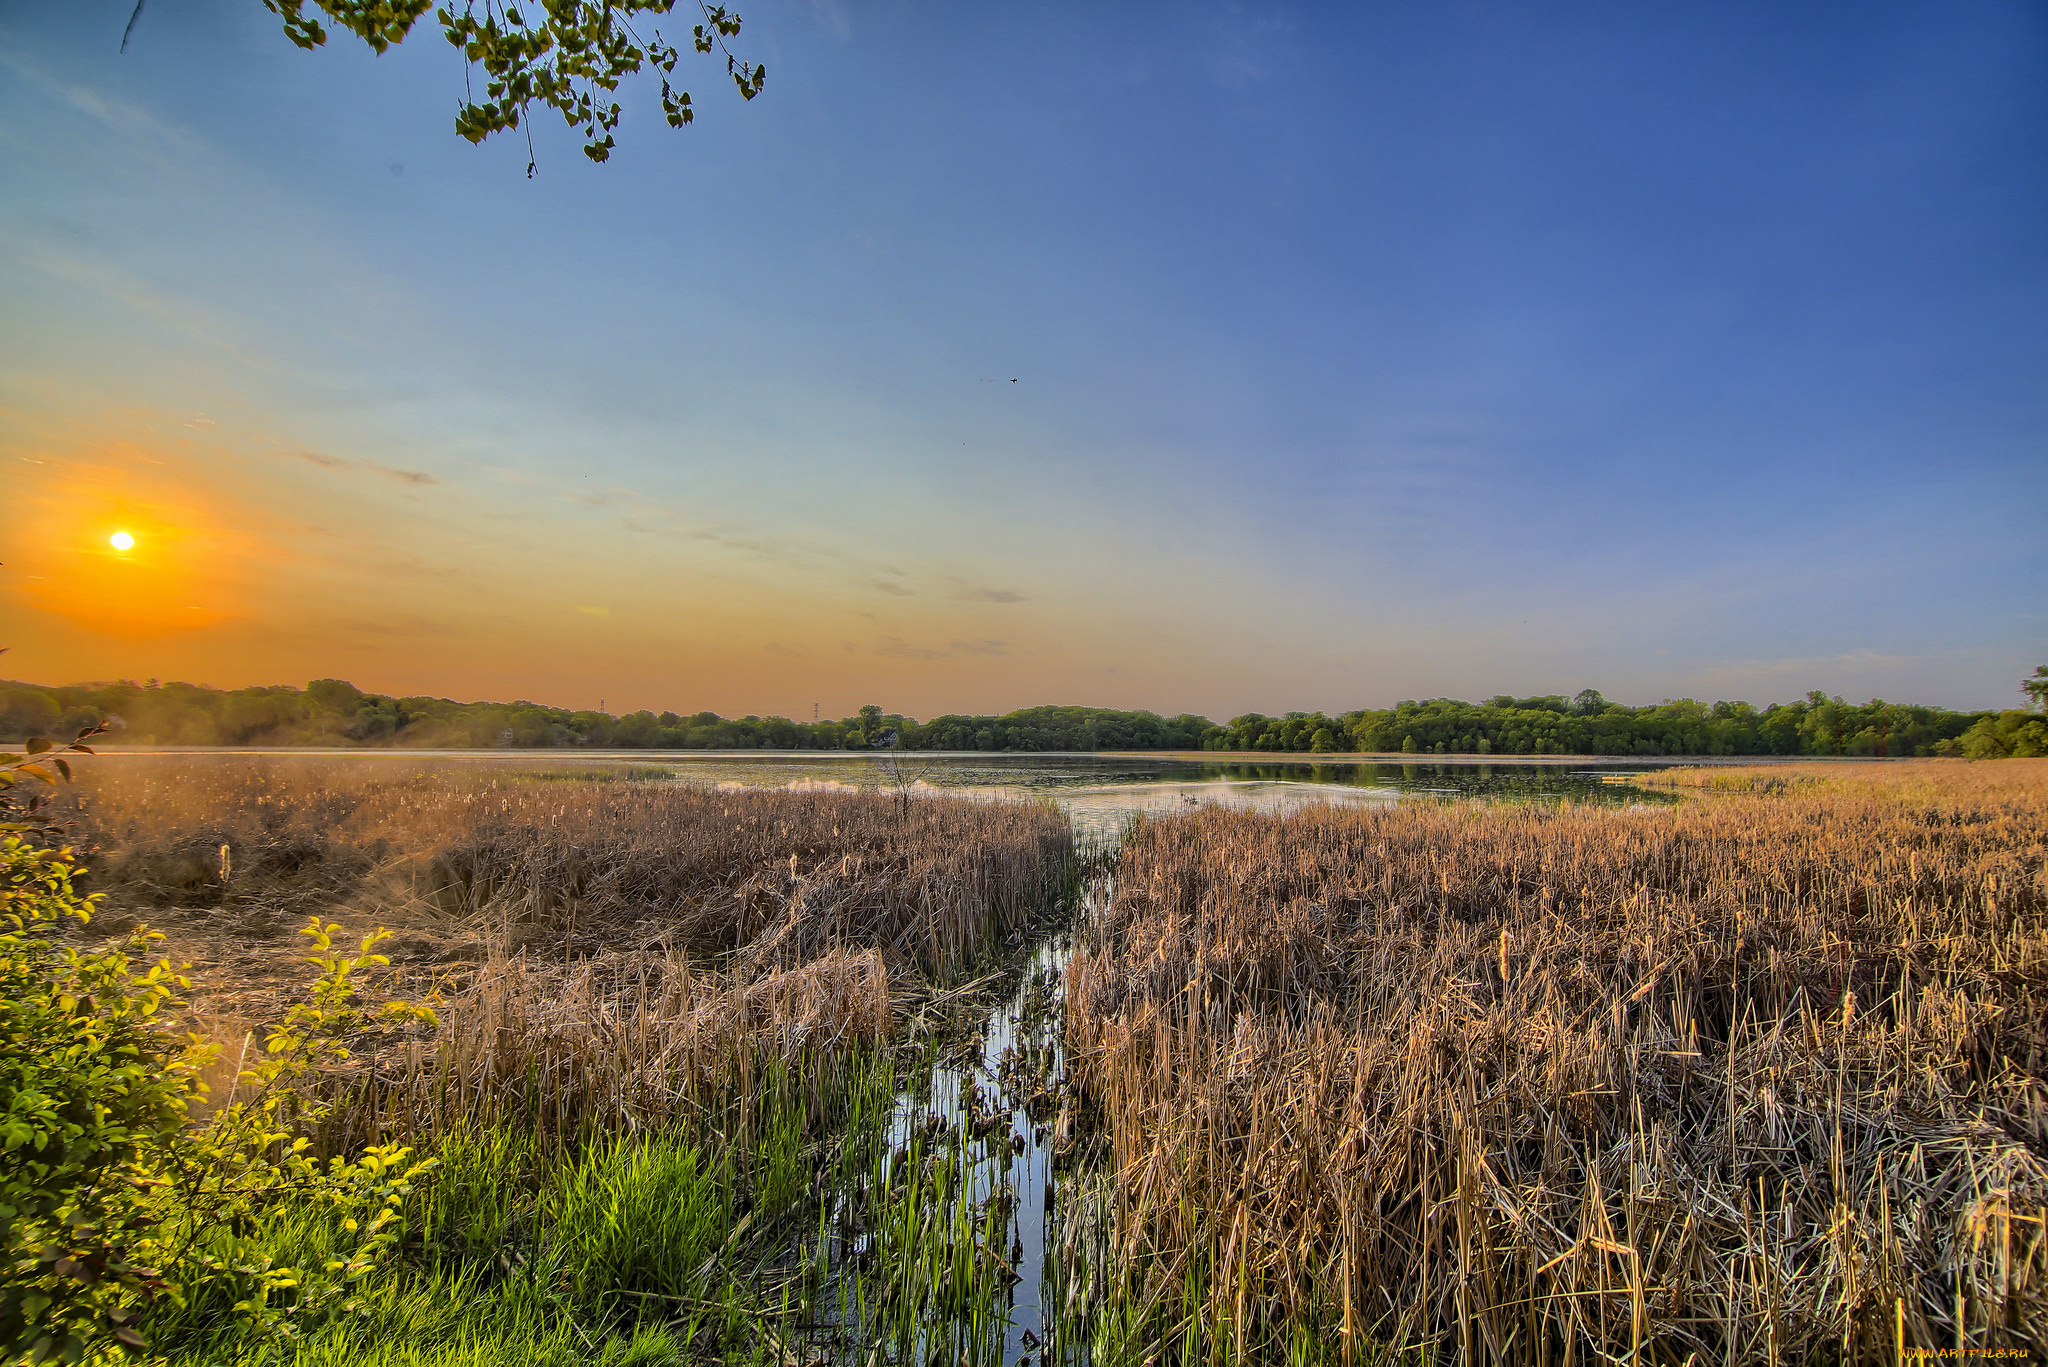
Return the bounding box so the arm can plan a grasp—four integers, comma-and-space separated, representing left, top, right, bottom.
1, 836, 435, 1365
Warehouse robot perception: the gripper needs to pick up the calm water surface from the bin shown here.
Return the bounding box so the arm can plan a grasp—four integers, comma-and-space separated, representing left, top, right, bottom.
615, 751, 1667, 843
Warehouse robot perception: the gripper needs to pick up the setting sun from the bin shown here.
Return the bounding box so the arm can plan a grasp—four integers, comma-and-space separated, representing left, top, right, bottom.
109, 531, 134, 551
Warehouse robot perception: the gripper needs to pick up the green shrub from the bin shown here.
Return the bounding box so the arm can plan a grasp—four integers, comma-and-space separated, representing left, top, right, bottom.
0, 838, 190, 1362
0, 836, 438, 1365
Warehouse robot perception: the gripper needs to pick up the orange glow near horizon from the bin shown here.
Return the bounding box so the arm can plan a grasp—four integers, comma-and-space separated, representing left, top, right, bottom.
0, 404, 1276, 719
7, 436, 282, 642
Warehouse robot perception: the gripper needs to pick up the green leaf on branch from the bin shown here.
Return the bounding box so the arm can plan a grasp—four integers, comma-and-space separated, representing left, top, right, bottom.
250, 0, 760, 166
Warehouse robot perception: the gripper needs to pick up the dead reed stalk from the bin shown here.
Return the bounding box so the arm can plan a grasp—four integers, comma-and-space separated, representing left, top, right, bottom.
1066, 762, 2048, 1361
59, 757, 1070, 1136
64, 759, 1065, 970
357, 945, 896, 1146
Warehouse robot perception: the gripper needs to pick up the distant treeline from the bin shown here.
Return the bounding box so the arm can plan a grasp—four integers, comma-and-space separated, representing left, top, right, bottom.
3, 677, 2042, 758
0, 678, 909, 751
921, 690, 2036, 758
1333, 691, 2031, 759
904, 706, 1213, 753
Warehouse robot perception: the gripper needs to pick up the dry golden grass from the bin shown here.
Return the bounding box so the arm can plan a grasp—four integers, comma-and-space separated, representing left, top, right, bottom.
56, 757, 1070, 1132
1634, 757, 2041, 799
1066, 760, 2048, 1362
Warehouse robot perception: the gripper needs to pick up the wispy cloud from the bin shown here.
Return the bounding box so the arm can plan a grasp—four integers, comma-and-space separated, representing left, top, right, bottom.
1194, 2, 1299, 91
25, 246, 286, 377
960, 587, 1026, 603
805, 0, 853, 40
876, 636, 945, 660
375, 466, 438, 487
1687, 648, 2011, 698
282, 448, 439, 486
873, 636, 1010, 660
0, 50, 207, 160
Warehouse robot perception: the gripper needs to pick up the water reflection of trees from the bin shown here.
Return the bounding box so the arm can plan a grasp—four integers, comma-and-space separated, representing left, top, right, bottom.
1164, 760, 1653, 804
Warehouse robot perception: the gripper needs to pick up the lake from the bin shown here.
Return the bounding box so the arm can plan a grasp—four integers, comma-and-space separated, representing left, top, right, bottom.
613, 751, 1673, 841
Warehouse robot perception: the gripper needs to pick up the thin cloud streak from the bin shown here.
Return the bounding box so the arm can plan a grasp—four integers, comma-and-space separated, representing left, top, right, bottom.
281, 447, 439, 486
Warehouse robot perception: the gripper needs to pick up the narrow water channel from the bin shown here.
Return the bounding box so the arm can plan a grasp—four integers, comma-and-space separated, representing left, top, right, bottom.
879, 925, 1076, 1363
808, 859, 1105, 1364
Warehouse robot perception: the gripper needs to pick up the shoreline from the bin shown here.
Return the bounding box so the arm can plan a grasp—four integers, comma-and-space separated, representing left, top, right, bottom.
67, 745, 1922, 766
1094, 750, 1908, 766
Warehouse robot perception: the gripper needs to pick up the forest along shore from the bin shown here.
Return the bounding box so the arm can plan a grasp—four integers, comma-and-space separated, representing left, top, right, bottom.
29, 754, 2046, 1364
7, 675, 2025, 758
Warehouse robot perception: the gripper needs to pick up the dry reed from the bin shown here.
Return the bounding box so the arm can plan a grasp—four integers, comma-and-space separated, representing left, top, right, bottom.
64, 758, 1064, 968
58, 757, 1070, 1134
1066, 760, 2048, 1362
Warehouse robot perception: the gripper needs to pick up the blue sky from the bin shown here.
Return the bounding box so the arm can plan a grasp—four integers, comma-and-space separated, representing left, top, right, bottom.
2, 0, 2042, 718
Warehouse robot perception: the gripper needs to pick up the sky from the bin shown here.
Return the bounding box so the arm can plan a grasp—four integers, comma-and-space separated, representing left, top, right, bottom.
1, 0, 2043, 721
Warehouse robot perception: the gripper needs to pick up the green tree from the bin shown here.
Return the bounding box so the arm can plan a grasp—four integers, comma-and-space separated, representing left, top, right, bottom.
851, 704, 883, 748
125, 0, 763, 166
304, 678, 365, 717
1949, 708, 2048, 759
2025, 665, 2048, 713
